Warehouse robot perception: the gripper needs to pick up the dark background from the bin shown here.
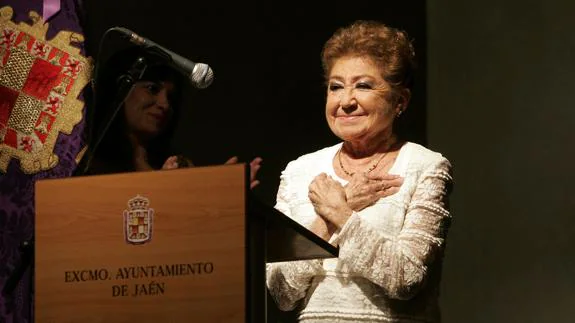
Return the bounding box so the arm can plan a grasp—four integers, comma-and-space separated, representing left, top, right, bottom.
428, 1, 575, 322
81, 0, 427, 206
82, 0, 575, 322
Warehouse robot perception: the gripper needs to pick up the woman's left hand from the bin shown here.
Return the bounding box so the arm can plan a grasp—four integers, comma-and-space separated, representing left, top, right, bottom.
225, 156, 263, 189
308, 173, 353, 229
345, 173, 404, 212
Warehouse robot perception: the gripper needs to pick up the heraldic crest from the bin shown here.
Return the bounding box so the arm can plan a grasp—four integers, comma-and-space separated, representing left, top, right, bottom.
123, 195, 154, 245
0, 6, 90, 174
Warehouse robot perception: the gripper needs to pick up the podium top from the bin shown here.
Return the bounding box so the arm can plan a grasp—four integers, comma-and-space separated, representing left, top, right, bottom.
248, 194, 339, 263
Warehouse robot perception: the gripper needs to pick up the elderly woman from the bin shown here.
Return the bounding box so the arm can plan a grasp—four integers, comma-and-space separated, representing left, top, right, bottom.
266, 20, 453, 322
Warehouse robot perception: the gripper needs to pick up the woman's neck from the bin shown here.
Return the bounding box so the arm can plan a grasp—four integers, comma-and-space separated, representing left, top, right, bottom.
342, 130, 398, 159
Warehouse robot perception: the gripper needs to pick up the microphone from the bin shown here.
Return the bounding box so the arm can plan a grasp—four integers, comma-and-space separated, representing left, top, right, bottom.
111, 27, 214, 89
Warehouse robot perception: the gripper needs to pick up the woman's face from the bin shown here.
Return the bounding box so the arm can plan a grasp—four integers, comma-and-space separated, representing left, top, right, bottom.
123, 80, 176, 140
325, 56, 403, 145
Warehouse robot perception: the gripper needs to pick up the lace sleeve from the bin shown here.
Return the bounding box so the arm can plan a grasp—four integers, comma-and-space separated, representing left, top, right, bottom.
266, 165, 324, 311
332, 156, 453, 300
266, 260, 323, 311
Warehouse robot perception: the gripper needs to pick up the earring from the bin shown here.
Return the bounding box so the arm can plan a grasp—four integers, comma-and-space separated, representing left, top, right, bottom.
396, 109, 403, 117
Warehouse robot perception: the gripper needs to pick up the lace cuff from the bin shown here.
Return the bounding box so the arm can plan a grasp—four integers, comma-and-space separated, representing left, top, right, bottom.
266, 259, 324, 311
329, 211, 360, 246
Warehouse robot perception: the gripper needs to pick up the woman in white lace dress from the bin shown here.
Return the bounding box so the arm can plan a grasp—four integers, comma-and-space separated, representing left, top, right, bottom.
266, 20, 453, 323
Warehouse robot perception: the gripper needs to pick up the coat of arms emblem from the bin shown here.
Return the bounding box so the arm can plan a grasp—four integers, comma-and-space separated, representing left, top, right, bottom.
123, 195, 154, 245
0, 7, 90, 173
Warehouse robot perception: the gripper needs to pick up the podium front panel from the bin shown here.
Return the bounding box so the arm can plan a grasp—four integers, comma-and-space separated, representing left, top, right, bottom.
35, 164, 246, 323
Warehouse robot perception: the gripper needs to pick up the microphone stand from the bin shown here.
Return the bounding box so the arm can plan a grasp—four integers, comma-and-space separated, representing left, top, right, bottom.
74, 56, 149, 176
1, 239, 34, 298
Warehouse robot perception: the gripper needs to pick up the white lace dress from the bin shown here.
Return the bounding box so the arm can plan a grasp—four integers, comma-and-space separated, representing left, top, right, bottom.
266, 142, 453, 322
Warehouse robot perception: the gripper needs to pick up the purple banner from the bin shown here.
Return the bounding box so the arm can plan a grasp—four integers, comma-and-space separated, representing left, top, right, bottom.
0, 1, 89, 322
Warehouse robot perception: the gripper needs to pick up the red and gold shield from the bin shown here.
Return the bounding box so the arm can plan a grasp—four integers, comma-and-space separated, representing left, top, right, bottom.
0, 6, 91, 174
123, 195, 154, 245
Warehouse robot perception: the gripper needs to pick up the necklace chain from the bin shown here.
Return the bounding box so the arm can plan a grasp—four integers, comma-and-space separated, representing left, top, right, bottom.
337, 147, 388, 177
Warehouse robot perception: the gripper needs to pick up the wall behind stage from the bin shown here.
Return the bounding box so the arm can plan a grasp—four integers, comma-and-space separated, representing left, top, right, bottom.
81, 0, 427, 207
428, 1, 575, 322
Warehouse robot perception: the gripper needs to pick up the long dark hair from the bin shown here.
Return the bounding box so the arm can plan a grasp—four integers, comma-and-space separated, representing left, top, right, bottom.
83, 46, 185, 175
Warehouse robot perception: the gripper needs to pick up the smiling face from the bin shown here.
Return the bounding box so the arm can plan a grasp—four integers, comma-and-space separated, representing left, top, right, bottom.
325, 56, 402, 145
123, 79, 176, 141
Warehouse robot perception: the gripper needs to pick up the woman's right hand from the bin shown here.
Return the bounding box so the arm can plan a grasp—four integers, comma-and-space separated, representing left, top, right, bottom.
162, 156, 179, 170
345, 173, 404, 212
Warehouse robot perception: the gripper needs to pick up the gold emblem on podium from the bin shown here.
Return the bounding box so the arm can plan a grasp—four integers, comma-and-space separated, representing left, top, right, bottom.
123, 195, 154, 245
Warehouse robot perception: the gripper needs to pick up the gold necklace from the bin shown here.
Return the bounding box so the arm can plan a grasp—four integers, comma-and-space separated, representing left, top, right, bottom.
337, 147, 388, 177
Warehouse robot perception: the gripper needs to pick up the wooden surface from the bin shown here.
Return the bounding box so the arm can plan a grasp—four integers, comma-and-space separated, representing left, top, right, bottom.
35, 164, 247, 323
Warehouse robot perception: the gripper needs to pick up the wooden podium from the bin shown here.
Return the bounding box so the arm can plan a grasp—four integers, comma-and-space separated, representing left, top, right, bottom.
34, 164, 337, 323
